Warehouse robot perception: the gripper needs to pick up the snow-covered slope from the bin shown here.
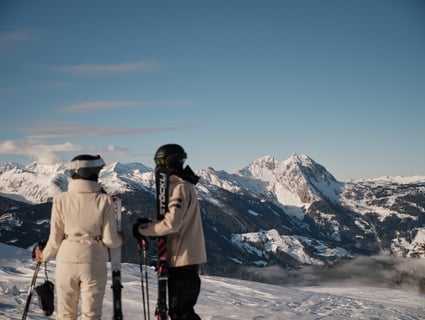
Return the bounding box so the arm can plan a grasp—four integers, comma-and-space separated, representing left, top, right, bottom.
1, 243, 424, 320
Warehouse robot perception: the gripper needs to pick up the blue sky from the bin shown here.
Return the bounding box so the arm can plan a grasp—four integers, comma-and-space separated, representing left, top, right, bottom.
0, 0, 424, 181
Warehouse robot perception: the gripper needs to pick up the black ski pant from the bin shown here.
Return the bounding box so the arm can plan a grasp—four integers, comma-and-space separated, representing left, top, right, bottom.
168, 264, 201, 320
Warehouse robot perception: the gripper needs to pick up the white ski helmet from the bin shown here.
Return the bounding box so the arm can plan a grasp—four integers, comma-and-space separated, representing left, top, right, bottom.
69, 154, 105, 181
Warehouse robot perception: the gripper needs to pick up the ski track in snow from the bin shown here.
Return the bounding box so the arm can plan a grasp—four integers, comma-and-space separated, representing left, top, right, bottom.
1, 244, 425, 320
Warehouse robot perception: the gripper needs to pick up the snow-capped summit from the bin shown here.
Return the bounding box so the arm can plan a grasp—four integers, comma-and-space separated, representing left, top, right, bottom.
100, 161, 154, 194
0, 161, 68, 203
0, 160, 155, 202
0, 162, 24, 174
102, 161, 152, 177
25, 159, 67, 176
232, 153, 342, 212
281, 153, 342, 203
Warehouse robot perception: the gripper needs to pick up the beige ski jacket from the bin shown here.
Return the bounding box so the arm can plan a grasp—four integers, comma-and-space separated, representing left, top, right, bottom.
139, 175, 207, 267
42, 179, 123, 263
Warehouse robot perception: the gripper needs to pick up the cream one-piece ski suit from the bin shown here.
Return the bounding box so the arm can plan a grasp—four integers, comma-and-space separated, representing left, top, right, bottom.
41, 179, 123, 320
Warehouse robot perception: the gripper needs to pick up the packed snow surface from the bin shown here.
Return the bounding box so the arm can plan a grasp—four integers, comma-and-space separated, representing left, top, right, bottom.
1, 243, 424, 319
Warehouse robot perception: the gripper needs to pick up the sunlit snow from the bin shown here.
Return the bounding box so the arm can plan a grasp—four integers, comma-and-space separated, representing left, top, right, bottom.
1, 243, 424, 320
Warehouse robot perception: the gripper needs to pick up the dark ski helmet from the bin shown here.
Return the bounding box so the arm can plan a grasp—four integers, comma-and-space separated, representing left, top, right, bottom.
69, 154, 105, 181
154, 144, 187, 168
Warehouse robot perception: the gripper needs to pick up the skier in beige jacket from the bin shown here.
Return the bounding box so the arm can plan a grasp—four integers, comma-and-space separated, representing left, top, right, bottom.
36, 154, 123, 320
133, 144, 207, 320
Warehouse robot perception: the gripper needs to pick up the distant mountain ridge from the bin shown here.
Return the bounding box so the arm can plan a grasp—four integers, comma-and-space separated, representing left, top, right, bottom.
1, 154, 425, 280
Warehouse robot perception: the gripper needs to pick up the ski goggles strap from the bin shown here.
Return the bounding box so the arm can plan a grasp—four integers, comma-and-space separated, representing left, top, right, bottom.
69, 158, 105, 169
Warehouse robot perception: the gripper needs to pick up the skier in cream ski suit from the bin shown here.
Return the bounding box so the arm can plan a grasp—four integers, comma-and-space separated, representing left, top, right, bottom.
133, 144, 207, 320
36, 154, 123, 320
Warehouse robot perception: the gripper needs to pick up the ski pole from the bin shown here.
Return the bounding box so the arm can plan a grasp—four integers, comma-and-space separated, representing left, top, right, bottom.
141, 238, 151, 320
137, 237, 148, 320
21, 261, 41, 320
22, 239, 48, 320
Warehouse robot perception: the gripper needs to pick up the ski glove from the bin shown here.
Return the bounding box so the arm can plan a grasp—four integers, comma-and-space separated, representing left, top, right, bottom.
132, 217, 152, 239
32, 239, 48, 263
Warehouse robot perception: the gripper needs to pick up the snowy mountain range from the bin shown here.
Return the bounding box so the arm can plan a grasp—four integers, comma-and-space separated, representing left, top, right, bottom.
1, 153, 425, 284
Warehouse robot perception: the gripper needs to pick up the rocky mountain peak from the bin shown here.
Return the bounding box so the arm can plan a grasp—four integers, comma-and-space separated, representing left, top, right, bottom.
0, 162, 24, 174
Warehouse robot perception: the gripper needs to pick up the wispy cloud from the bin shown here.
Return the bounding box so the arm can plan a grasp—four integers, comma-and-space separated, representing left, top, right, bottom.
17, 121, 191, 139
0, 139, 131, 163
1, 120, 193, 162
0, 29, 43, 54
0, 139, 79, 162
61, 101, 141, 112
60, 100, 192, 112
51, 61, 160, 76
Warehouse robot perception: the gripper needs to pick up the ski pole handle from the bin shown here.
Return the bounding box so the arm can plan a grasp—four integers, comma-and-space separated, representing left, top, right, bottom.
137, 236, 148, 251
